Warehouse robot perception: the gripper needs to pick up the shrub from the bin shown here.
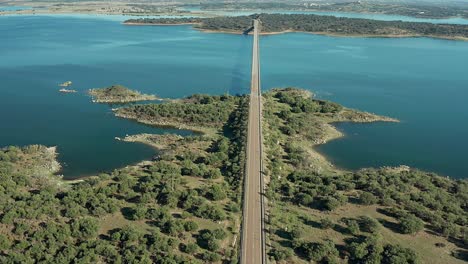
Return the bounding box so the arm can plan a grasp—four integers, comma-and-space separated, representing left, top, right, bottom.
295, 240, 339, 262
382, 244, 419, 264
290, 228, 303, 240
184, 221, 198, 232
358, 192, 378, 205
347, 220, 360, 235
212, 228, 227, 240
399, 214, 424, 235
323, 197, 341, 211
320, 218, 334, 229
202, 252, 222, 262
71, 217, 99, 239
182, 243, 198, 254
270, 247, 293, 261
359, 216, 380, 233
207, 184, 227, 201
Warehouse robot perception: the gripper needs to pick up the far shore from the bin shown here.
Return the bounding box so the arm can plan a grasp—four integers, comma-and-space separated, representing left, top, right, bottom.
122, 22, 468, 41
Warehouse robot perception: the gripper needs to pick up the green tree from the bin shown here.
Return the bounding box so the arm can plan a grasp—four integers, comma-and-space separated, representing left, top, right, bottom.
323, 197, 340, 211
270, 247, 293, 261
359, 216, 380, 233
382, 244, 419, 264
207, 184, 227, 201
184, 220, 198, 232
71, 217, 99, 239
0, 234, 11, 250
181, 243, 198, 254
202, 252, 222, 262
347, 219, 360, 235
399, 214, 424, 235
358, 191, 378, 205
131, 204, 147, 220
320, 218, 334, 229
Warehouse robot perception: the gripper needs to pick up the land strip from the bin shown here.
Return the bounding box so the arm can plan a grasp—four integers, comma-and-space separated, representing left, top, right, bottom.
89, 85, 159, 103
198, 2, 468, 20
124, 14, 468, 41
3, 87, 467, 263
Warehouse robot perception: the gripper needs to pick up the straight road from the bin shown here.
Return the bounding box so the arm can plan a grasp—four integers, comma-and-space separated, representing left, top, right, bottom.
241, 19, 266, 264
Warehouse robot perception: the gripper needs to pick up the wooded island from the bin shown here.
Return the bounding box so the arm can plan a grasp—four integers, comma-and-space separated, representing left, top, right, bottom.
125, 14, 468, 41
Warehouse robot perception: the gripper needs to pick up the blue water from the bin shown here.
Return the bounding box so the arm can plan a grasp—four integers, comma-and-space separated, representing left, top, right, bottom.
0, 6, 33, 11
1, 16, 468, 179
0, 13, 194, 21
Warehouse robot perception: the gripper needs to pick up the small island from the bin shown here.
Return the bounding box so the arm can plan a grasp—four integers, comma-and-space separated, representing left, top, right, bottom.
59, 81, 72, 87
88, 85, 159, 103
59, 88, 77, 93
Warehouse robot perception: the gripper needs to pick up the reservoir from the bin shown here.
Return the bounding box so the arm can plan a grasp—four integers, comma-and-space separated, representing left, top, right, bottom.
1, 15, 467, 179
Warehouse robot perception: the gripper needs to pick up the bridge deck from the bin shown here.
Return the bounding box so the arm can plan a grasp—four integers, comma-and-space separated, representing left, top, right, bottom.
241, 19, 265, 264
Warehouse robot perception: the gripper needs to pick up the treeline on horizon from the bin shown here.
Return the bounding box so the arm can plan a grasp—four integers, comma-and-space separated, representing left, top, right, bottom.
125, 13, 468, 39
196, 1, 468, 19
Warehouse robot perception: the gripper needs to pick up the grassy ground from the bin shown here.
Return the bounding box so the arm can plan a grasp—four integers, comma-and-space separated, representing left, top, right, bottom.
262, 88, 467, 263
270, 202, 466, 264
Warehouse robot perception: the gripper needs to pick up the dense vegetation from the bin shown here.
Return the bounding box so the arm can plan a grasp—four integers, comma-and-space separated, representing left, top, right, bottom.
115, 94, 241, 130
262, 88, 468, 263
88, 85, 158, 103
125, 13, 468, 40
0, 95, 249, 263
1, 89, 467, 263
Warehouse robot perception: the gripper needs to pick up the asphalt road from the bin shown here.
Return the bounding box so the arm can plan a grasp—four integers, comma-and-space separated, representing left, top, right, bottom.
241, 19, 265, 264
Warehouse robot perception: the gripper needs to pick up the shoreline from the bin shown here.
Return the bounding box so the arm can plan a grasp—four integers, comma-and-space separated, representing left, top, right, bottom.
114, 99, 399, 175
310, 111, 399, 171
2, 3, 467, 21
122, 22, 468, 41
124, 22, 200, 26
113, 111, 216, 136
88, 86, 161, 103
197, 28, 468, 42
196, 7, 467, 20
91, 96, 161, 103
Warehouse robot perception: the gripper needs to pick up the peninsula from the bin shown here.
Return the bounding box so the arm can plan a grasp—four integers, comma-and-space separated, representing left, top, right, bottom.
88, 85, 159, 103
0, 89, 466, 264
124, 14, 468, 41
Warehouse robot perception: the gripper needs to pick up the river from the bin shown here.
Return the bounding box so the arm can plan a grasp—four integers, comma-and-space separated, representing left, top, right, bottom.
1, 15, 467, 179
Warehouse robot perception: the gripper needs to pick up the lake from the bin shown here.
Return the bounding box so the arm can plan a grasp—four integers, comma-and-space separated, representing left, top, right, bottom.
0, 6, 33, 11
1, 15, 467, 179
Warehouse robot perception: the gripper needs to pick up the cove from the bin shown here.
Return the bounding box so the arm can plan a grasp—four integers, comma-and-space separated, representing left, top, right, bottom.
1, 15, 467, 179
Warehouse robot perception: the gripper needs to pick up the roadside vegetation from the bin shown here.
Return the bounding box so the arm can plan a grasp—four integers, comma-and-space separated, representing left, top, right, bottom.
0, 89, 466, 263
125, 14, 468, 41
89, 85, 159, 103
262, 88, 468, 263
0, 95, 249, 263
115, 94, 241, 135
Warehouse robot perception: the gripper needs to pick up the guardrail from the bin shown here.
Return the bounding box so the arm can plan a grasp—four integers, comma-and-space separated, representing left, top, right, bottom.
257, 19, 267, 264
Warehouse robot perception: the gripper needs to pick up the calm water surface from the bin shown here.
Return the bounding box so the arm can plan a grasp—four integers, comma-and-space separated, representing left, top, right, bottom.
1, 15, 467, 178
0, 6, 33, 11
